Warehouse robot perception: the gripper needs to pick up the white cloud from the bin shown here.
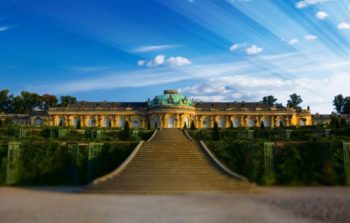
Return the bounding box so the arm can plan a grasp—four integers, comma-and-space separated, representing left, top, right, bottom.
288, 38, 299, 45
315, 11, 328, 20
338, 22, 350, 30
132, 44, 181, 53
246, 45, 263, 55
0, 26, 9, 32
138, 55, 191, 67
296, 0, 331, 9
167, 56, 192, 66
137, 60, 146, 66
180, 72, 350, 113
304, 35, 318, 41
229, 44, 241, 51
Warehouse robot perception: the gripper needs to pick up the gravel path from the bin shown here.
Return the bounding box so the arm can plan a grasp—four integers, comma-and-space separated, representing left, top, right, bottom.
0, 187, 348, 223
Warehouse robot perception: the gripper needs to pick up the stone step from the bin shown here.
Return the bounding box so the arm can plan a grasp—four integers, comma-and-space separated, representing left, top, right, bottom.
85, 129, 251, 194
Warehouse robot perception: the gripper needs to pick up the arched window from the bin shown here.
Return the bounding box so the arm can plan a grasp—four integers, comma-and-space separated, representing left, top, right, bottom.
34, 118, 42, 127
168, 116, 175, 128
202, 117, 210, 128
132, 117, 140, 129
73, 117, 79, 128
218, 117, 225, 128
248, 118, 255, 127
152, 116, 159, 128
88, 118, 95, 127
263, 117, 270, 127
119, 117, 125, 128
183, 117, 189, 128
233, 118, 240, 128
104, 117, 110, 128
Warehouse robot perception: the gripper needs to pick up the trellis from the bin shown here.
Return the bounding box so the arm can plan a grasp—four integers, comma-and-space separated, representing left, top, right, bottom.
58, 129, 69, 138
6, 142, 22, 184
248, 130, 254, 139
286, 130, 293, 140
344, 142, 350, 185
67, 143, 80, 185
87, 143, 104, 182
264, 142, 275, 178
19, 128, 29, 138
96, 129, 105, 139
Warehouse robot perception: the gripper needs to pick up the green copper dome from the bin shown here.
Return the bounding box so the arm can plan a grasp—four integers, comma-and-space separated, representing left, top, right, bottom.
148, 90, 193, 107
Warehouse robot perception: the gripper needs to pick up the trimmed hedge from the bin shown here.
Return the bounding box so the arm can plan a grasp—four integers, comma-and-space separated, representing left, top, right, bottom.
0, 141, 136, 185
206, 138, 347, 186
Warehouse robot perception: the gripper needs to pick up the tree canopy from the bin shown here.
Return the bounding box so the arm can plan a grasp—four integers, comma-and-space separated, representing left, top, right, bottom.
262, 95, 277, 106
0, 89, 77, 114
287, 93, 303, 109
333, 94, 350, 114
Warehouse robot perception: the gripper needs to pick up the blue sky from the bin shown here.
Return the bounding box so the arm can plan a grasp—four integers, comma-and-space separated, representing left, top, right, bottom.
1, 0, 350, 113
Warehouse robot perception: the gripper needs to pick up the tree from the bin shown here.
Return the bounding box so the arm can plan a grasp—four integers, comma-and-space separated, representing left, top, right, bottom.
0, 89, 11, 113
21, 91, 43, 112
230, 121, 234, 129
42, 94, 58, 110
343, 97, 350, 114
333, 94, 345, 114
212, 121, 220, 141
147, 120, 151, 130
0, 119, 2, 128
183, 122, 187, 129
260, 121, 265, 129
190, 121, 196, 130
59, 96, 77, 107
262, 95, 277, 106
287, 93, 303, 109
76, 119, 81, 129
11, 95, 26, 114
119, 121, 130, 140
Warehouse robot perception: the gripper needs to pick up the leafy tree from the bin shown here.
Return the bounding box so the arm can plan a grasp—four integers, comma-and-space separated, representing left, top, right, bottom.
212, 121, 220, 141
119, 121, 130, 140
76, 119, 81, 129
333, 94, 345, 114
183, 122, 187, 129
190, 121, 196, 130
11, 96, 26, 113
262, 95, 277, 106
330, 116, 340, 128
260, 121, 265, 129
287, 93, 303, 109
147, 120, 151, 130
42, 94, 58, 110
21, 91, 43, 112
0, 89, 11, 113
59, 96, 77, 107
343, 97, 350, 114
230, 121, 234, 129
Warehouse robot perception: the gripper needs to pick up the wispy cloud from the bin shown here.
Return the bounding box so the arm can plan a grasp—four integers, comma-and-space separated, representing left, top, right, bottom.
132, 44, 182, 53
338, 22, 350, 30
315, 11, 328, 20
0, 26, 9, 32
296, 0, 331, 9
246, 44, 263, 55
138, 54, 191, 67
229, 43, 263, 55
304, 35, 318, 41
288, 38, 299, 45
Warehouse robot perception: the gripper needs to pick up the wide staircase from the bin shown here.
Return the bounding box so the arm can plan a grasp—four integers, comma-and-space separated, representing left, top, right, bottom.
85, 129, 252, 194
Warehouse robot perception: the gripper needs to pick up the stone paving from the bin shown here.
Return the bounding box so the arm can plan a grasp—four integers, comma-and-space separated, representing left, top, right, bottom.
0, 187, 349, 223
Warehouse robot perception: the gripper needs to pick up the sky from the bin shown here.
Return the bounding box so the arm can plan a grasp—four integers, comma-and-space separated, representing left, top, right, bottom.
1, 0, 350, 113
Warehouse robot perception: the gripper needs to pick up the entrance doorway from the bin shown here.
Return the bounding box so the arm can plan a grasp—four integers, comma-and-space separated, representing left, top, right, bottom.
168, 116, 175, 128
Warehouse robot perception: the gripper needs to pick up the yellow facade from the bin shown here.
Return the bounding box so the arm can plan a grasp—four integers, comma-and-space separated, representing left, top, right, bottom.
47, 90, 312, 129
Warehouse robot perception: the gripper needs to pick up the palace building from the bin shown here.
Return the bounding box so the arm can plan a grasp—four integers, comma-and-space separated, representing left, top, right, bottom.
40, 90, 312, 129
